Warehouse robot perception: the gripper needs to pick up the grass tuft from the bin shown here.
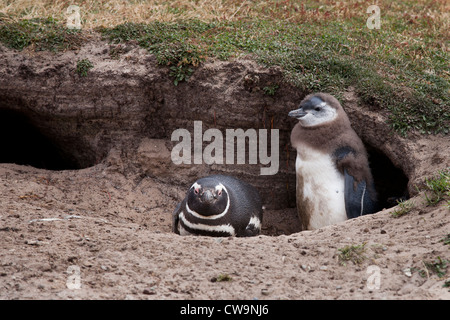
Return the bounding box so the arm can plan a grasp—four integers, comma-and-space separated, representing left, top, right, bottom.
76, 58, 93, 77
98, 21, 208, 85
391, 199, 415, 218
338, 243, 367, 265
211, 274, 232, 282
263, 84, 279, 96
442, 234, 450, 246
423, 169, 450, 206
419, 257, 449, 278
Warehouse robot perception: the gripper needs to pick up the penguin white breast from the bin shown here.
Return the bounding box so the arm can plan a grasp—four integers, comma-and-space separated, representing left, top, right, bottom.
295, 146, 347, 229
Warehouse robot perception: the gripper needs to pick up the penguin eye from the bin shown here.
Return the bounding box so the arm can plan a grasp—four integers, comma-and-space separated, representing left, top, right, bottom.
314, 107, 321, 111
217, 189, 222, 196
194, 188, 200, 194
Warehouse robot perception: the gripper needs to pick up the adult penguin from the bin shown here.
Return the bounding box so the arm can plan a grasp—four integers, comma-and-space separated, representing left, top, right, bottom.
288, 92, 378, 230
172, 175, 263, 237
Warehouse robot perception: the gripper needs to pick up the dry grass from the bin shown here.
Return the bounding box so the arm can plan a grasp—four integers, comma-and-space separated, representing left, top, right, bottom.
1, 0, 449, 33
1, 1, 448, 57
0, 0, 265, 27
1, 1, 447, 60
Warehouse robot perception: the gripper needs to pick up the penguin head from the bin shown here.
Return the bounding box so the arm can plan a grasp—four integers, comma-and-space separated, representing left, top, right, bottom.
187, 178, 229, 217
288, 94, 340, 127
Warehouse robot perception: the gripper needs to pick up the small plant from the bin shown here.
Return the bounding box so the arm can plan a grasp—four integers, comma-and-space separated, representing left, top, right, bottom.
76, 58, 93, 77
423, 169, 450, 206
338, 243, 367, 265
419, 257, 448, 278
390, 199, 414, 218
444, 279, 450, 291
263, 84, 279, 96
170, 64, 194, 86
211, 274, 232, 282
158, 43, 205, 86
441, 234, 450, 246
100, 23, 206, 86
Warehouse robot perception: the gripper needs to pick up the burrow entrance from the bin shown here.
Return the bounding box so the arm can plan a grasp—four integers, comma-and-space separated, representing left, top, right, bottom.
366, 144, 409, 209
0, 109, 86, 170
0, 109, 409, 222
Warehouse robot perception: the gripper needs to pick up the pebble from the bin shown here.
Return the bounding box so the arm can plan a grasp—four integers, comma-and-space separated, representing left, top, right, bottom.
403, 268, 412, 277
301, 265, 311, 272
25, 240, 41, 246
143, 286, 157, 295
39, 263, 52, 272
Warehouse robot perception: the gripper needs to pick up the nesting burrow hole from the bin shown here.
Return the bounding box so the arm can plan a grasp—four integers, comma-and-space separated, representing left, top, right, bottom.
0, 57, 410, 236
0, 109, 96, 170
365, 144, 409, 209
0, 106, 409, 236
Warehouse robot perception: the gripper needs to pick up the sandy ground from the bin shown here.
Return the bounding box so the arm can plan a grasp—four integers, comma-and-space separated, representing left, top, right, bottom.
0, 162, 448, 300
0, 37, 448, 300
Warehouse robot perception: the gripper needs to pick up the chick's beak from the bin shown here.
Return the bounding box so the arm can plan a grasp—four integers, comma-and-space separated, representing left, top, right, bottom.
288, 108, 307, 119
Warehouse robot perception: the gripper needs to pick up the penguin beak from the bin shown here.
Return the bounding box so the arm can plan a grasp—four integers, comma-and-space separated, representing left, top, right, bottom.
201, 190, 215, 203
288, 108, 307, 119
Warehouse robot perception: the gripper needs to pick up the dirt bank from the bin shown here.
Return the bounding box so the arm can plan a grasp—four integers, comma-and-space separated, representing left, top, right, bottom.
0, 39, 449, 299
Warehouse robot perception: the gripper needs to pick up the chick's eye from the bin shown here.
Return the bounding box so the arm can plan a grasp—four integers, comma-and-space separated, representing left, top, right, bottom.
315, 107, 321, 111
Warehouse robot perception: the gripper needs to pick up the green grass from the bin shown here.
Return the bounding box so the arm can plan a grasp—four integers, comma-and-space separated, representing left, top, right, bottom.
442, 234, 450, 246
419, 257, 449, 278
263, 84, 279, 96
211, 274, 232, 282
391, 199, 415, 218
338, 243, 367, 265
98, 19, 449, 136
423, 169, 450, 206
0, 11, 448, 135
76, 58, 94, 77
444, 279, 450, 291
0, 16, 83, 52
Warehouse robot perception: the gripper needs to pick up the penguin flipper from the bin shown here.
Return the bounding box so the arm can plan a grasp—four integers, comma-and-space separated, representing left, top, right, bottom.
242, 215, 262, 237
172, 201, 182, 234
243, 224, 259, 237
344, 170, 377, 219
